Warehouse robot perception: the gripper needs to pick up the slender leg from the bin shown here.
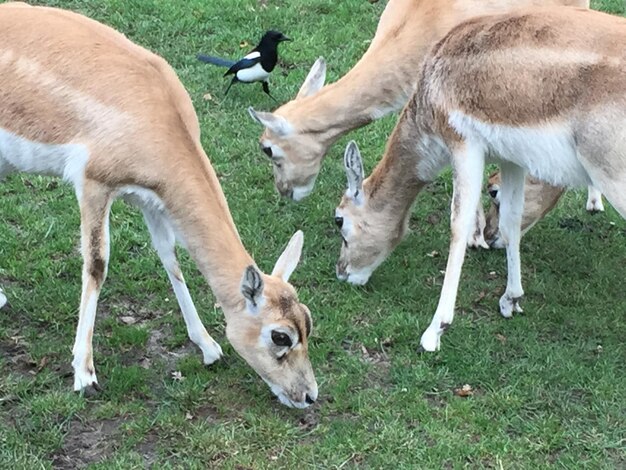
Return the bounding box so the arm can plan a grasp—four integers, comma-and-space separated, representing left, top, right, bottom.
72, 181, 113, 392
261, 81, 278, 103
0, 160, 9, 308
224, 77, 237, 96
420, 141, 485, 351
141, 208, 222, 364
497, 162, 526, 318
586, 186, 604, 213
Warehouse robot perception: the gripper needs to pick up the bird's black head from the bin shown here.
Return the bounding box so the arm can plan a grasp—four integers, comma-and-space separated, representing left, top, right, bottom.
262, 30, 291, 44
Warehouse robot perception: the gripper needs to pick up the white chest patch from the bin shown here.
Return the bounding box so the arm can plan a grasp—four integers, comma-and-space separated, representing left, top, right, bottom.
448, 112, 591, 188
0, 126, 89, 190
237, 62, 269, 83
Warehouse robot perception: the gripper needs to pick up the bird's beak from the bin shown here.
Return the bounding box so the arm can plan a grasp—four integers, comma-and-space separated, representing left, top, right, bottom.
280, 35, 292, 42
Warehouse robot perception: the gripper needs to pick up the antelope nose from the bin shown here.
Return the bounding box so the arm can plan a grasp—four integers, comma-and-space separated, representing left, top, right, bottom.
489, 189, 498, 198
305, 394, 316, 405
278, 187, 294, 199
336, 261, 348, 280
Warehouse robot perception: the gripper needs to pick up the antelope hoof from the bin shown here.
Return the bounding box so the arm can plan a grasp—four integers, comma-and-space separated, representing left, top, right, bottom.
467, 233, 490, 250
586, 199, 605, 213
200, 339, 223, 366
499, 294, 523, 318
419, 327, 442, 352
73, 364, 99, 393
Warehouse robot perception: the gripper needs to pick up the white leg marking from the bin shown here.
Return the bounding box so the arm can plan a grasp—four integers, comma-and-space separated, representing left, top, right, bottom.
72, 191, 112, 392
420, 141, 485, 351
586, 186, 604, 213
497, 163, 526, 318
0, 288, 7, 309
72, 284, 100, 391
142, 209, 222, 365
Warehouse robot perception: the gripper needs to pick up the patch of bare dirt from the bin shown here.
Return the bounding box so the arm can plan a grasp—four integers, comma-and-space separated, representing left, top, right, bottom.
341, 339, 392, 388
141, 326, 197, 373
51, 418, 121, 469
135, 432, 159, 467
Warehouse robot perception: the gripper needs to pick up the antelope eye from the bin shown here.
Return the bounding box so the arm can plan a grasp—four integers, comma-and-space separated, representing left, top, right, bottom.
271, 331, 292, 347
334, 216, 344, 229
262, 146, 273, 158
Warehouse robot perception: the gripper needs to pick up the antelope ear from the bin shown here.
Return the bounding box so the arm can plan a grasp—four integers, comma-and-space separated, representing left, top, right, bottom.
296, 57, 326, 99
248, 107, 294, 137
240, 265, 264, 314
344, 141, 364, 203
271, 230, 304, 282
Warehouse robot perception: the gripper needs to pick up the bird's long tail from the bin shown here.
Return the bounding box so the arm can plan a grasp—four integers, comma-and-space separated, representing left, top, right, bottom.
197, 54, 236, 67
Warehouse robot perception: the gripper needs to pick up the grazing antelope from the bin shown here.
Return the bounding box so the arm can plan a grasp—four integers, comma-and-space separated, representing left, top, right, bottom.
484, 173, 604, 247
0, 3, 317, 408
247, 0, 593, 226
337, 6, 626, 351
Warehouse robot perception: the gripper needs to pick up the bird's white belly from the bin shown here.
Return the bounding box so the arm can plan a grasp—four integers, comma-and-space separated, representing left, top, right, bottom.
236, 63, 269, 83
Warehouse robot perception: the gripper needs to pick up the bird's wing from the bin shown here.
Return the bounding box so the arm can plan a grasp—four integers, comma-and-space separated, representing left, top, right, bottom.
197, 54, 236, 67
224, 51, 261, 76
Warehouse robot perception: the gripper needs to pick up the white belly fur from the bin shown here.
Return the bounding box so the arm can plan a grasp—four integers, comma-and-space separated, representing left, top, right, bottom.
236, 63, 269, 83
449, 111, 591, 188
0, 126, 89, 192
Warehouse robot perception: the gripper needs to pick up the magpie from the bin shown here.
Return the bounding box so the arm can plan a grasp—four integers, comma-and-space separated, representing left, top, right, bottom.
197, 30, 291, 98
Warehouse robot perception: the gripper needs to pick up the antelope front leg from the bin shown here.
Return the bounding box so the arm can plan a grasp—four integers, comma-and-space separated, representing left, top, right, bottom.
72, 182, 113, 393
420, 142, 485, 351
142, 208, 223, 365
497, 163, 526, 318
0, 288, 6, 309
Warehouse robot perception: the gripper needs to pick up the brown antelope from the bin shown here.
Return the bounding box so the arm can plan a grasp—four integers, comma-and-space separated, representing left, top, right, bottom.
484, 173, 604, 247
337, 6, 625, 351
247, 0, 597, 236
0, 3, 317, 408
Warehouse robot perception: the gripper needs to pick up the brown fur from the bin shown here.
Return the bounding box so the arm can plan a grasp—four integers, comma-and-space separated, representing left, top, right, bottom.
253, 0, 589, 205
484, 173, 565, 245
0, 3, 315, 405
426, 8, 625, 126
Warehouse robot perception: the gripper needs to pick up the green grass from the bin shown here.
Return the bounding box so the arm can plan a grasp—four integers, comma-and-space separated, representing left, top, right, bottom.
1, 0, 625, 468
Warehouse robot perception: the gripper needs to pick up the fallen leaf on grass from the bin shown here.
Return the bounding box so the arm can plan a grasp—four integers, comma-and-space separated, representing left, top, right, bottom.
171, 371, 185, 382
203, 93, 213, 101
495, 333, 507, 344
37, 356, 48, 372
120, 316, 137, 325
474, 290, 487, 304
454, 384, 474, 397
185, 412, 193, 420
239, 40, 249, 48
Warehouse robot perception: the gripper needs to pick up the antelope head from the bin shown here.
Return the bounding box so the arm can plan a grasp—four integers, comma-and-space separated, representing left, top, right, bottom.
248, 58, 327, 201
226, 231, 317, 408
333, 142, 408, 285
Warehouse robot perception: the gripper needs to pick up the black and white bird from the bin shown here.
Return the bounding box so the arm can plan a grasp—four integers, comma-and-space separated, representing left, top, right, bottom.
197, 30, 291, 98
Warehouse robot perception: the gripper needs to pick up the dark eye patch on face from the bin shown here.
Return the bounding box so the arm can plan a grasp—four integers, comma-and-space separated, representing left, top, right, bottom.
278, 295, 309, 343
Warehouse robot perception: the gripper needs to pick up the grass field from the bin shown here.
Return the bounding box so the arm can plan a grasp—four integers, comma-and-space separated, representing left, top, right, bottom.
1, 0, 625, 468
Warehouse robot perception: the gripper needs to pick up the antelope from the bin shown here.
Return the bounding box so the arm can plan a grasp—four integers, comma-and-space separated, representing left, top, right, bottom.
336, 6, 626, 351
484, 173, 604, 247
0, 3, 317, 408
248, 0, 602, 250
